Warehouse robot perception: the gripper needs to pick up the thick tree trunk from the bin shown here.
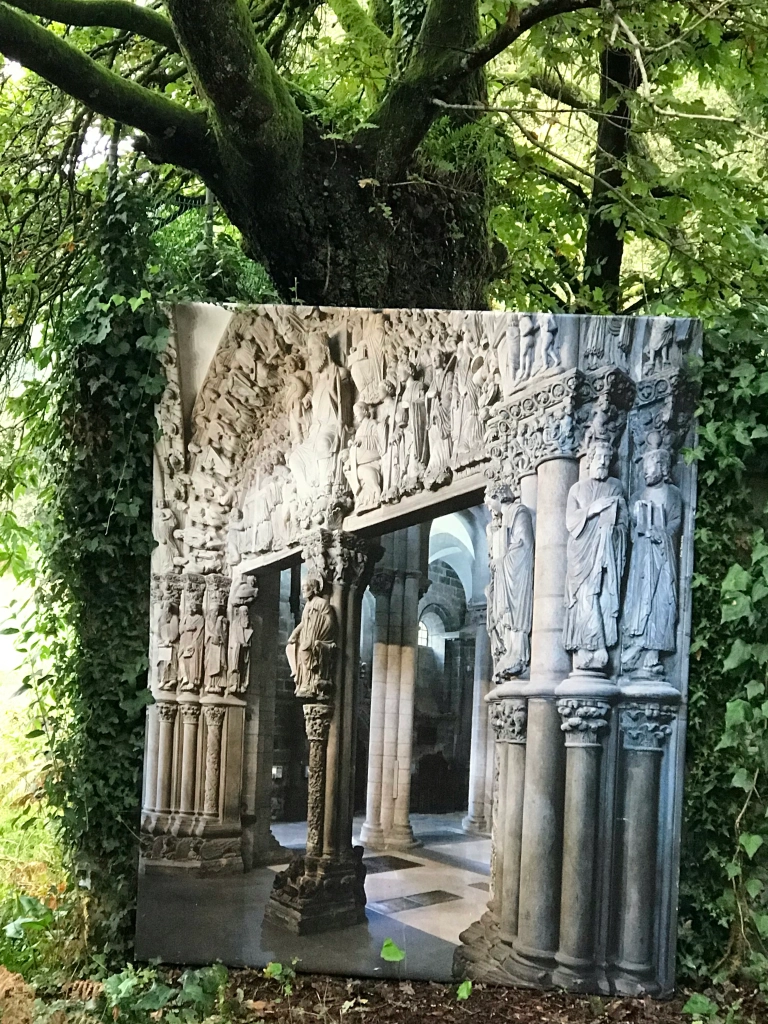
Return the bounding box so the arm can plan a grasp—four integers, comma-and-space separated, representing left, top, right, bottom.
212, 127, 494, 309
583, 47, 637, 310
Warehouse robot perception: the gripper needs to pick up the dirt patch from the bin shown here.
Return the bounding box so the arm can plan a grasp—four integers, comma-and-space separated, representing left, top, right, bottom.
0, 965, 34, 1024
230, 971, 693, 1023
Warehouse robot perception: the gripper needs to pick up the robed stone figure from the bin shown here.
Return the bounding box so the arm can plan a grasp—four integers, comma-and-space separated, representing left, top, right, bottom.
286, 576, 338, 701
178, 593, 205, 692
487, 488, 534, 679
564, 441, 628, 671
622, 439, 682, 675
227, 603, 253, 694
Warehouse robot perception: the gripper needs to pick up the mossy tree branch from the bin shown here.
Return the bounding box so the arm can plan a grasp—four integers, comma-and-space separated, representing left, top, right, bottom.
4, 0, 179, 50
0, 2, 216, 172
363, 0, 602, 180
165, 0, 303, 179
327, 0, 391, 58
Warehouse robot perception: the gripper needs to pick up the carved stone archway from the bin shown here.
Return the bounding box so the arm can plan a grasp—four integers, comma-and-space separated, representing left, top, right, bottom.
142, 302, 698, 995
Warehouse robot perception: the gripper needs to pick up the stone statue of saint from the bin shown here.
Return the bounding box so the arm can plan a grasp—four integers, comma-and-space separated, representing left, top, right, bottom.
563, 441, 628, 671
424, 348, 454, 488
155, 588, 180, 691
178, 590, 205, 692
516, 315, 537, 382
152, 500, 181, 575
227, 603, 253, 694
622, 438, 683, 676
204, 595, 229, 695
486, 487, 535, 678
451, 335, 484, 468
344, 401, 383, 512
397, 356, 428, 491
286, 575, 338, 701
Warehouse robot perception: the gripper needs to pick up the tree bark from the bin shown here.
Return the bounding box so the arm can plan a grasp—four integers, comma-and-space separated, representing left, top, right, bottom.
583, 47, 638, 310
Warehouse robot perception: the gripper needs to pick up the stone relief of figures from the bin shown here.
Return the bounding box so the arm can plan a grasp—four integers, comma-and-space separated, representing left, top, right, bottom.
622, 434, 683, 677
157, 306, 696, 575
486, 486, 535, 680
563, 440, 628, 672
178, 576, 206, 693
204, 577, 230, 695
285, 575, 338, 702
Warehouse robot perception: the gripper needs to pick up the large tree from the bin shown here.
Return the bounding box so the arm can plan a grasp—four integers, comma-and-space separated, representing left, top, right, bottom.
3, 0, 766, 315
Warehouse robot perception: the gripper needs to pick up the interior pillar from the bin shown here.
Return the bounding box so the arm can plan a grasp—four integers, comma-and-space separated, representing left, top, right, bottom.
463, 601, 491, 834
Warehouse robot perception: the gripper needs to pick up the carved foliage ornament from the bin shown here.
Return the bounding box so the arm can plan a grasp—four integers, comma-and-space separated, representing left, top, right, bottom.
557, 699, 611, 747
620, 702, 675, 751
489, 699, 527, 744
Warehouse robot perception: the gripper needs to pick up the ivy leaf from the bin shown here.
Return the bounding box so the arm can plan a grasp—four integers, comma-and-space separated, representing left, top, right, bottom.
746, 877, 764, 898
682, 993, 719, 1018
754, 912, 768, 937
731, 768, 753, 790
456, 980, 472, 1001
380, 938, 405, 962
739, 833, 764, 859
722, 564, 752, 593
723, 639, 752, 671
721, 593, 752, 622
746, 680, 765, 700
725, 699, 750, 728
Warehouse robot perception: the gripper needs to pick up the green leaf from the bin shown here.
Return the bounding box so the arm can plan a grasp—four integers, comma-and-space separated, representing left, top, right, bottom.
380, 938, 406, 962
746, 877, 763, 898
725, 699, 750, 728
722, 563, 752, 593
747, 680, 765, 699
723, 639, 752, 671
731, 768, 753, 790
739, 833, 764, 859
682, 993, 719, 1018
456, 979, 472, 1001
721, 593, 752, 622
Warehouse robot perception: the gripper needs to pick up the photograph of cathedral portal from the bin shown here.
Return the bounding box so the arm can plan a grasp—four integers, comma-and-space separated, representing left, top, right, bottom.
137, 515, 498, 980
136, 302, 699, 995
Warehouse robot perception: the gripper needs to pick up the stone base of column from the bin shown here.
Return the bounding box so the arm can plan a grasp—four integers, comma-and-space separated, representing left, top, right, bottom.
264, 851, 367, 935
610, 960, 661, 997
139, 830, 243, 876
555, 669, 617, 699
241, 821, 291, 869
454, 913, 548, 988
461, 813, 489, 835
552, 953, 600, 993
385, 823, 420, 850
358, 822, 387, 848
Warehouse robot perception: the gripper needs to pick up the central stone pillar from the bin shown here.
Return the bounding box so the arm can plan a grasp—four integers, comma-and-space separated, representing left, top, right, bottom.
463, 602, 492, 834
359, 569, 394, 847
265, 529, 380, 934
510, 455, 577, 984
389, 561, 421, 849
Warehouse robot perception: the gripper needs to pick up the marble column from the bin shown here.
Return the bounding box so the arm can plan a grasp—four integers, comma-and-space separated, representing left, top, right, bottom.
512, 456, 578, 983
359, 570, 394, 847
390, 562, 421, 849
240, 570, 287, 869
495, 699, 527, 945
178, 703, 201, 814
613, 703, 674, 995
379, 567, 404, 837
303, 703, 334, 857
142, 704, 160, 818
155, 701, 178, 814
463, 602, 492, 834
266, 529, 380, 935
553, 699, 611, 990
203, 704, 225, 815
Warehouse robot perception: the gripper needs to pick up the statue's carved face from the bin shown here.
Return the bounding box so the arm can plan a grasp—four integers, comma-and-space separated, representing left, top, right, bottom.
588, 444, 612, 481
643, 450, 667, 486
302, 576, 322, 600
307, 336, 330, 373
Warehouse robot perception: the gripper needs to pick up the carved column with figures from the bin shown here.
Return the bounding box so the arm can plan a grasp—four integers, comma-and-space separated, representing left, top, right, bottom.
266, 529, 380, 934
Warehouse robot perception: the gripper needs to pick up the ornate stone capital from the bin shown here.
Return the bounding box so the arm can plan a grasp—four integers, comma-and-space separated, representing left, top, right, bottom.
302, 530, 383, 590
179, 703, 201, 724
156, 701, 178, 724
369, 569, 396, 599
558, 699, 610, 748
620, 702, 675, 751
489, 698, 527, 744
203, 705, 226, 730
303, 702, 334, 743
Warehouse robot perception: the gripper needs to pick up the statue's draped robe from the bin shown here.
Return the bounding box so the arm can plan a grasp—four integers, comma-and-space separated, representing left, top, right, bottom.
287, 595, 337, 700
490, 503, 534, 675
563, 478, 627, 654
204, 610, 228, 693
227, 605, 253, 693
156, 604, 179, 689
179, 611, 204, 691
624, 483, 682, 652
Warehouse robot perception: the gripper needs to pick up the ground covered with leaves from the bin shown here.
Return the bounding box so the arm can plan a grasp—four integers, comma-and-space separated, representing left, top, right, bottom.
0, 961, 765, 1024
